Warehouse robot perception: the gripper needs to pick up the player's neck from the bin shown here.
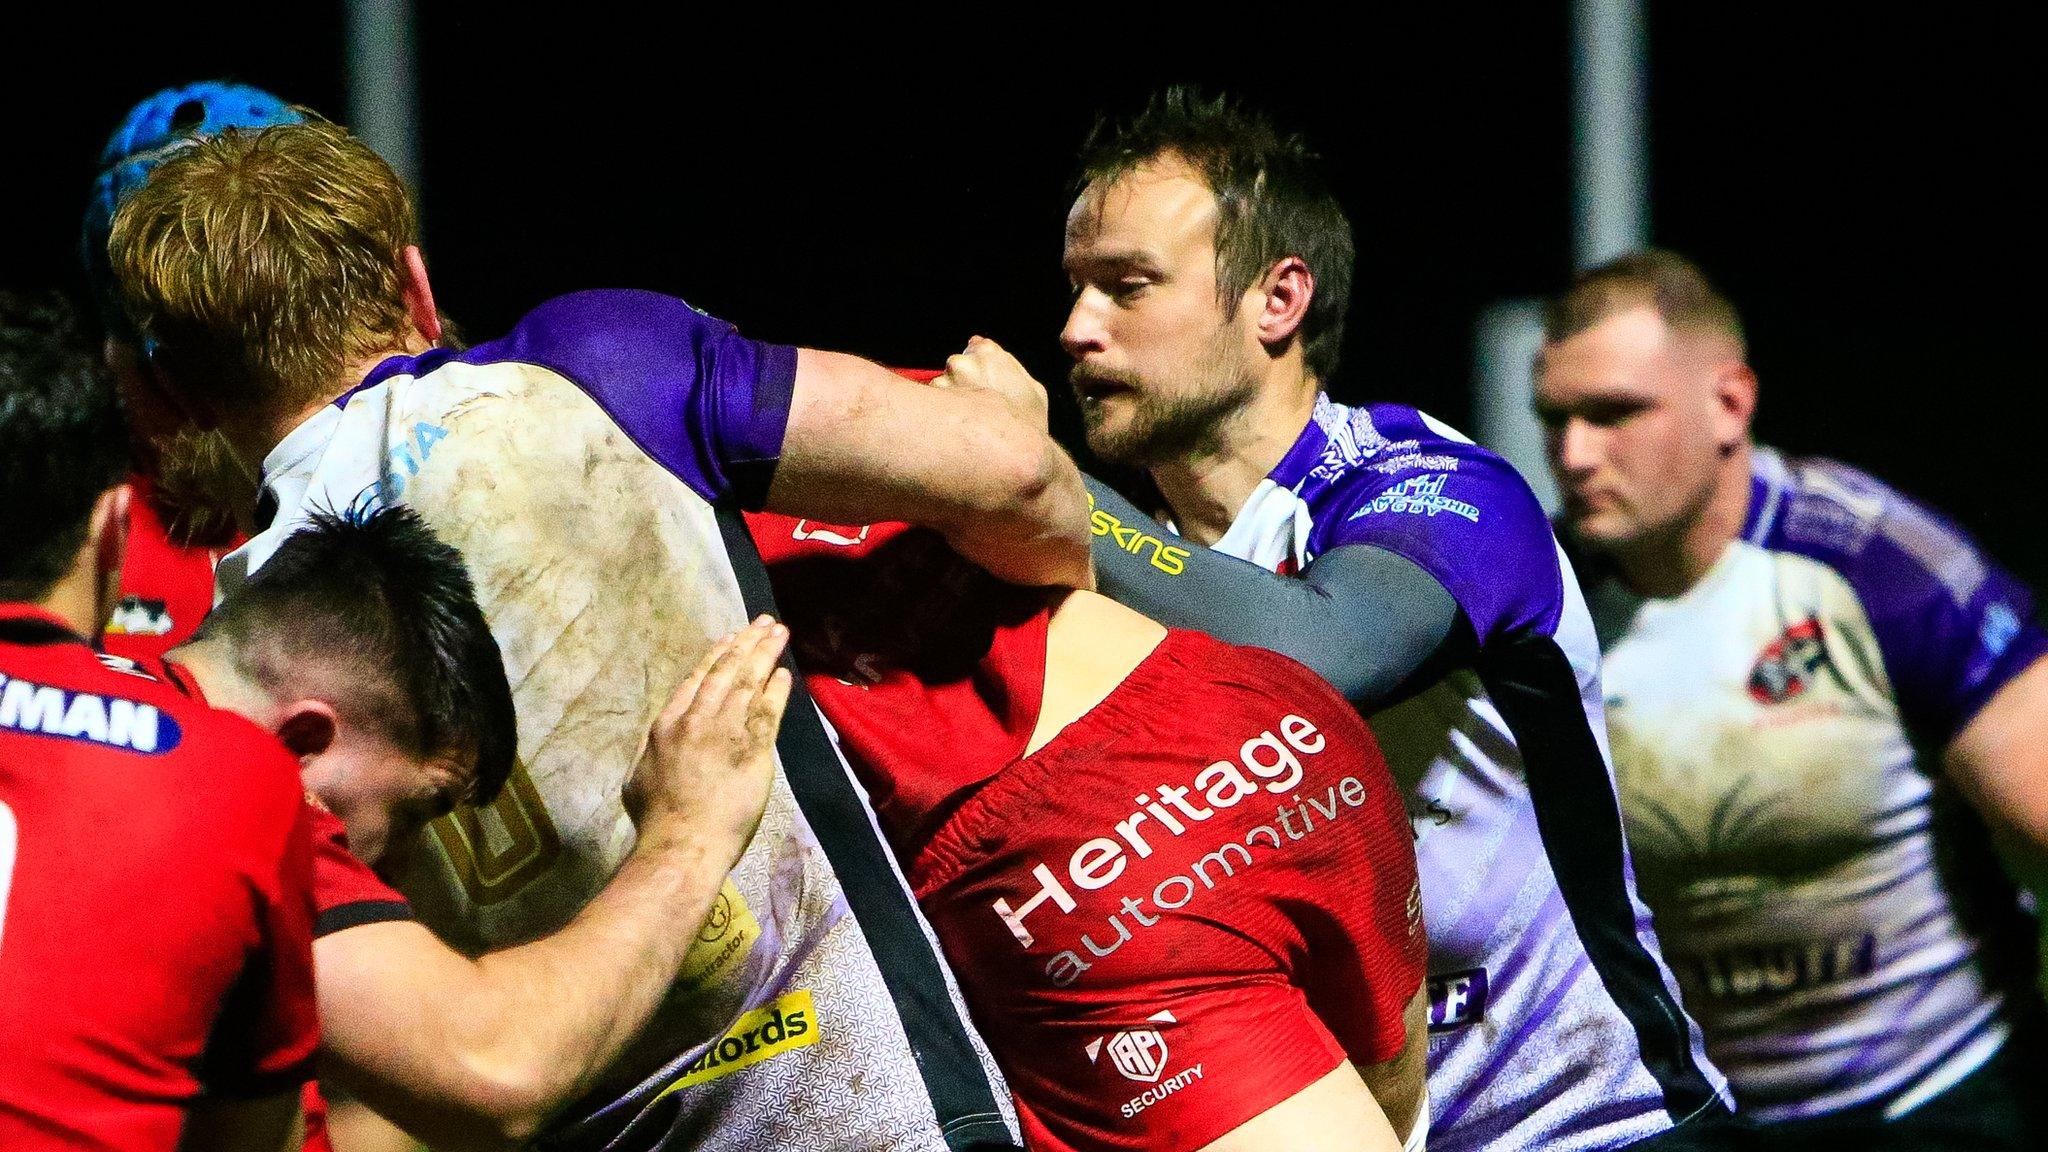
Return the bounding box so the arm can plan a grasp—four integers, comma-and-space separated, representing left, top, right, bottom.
1150, 376, 1320, 546
163, 643, 271, 722
235, 341, 433, 481
1613, 443, 1754, 599
35, 573, 103, 640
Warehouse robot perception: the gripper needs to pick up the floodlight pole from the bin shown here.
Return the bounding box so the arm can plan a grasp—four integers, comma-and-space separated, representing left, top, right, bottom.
345, 0, 423, 230
1472, 0, 1648, 512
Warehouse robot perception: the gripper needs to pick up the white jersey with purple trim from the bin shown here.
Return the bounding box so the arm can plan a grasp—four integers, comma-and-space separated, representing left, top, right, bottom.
1208, 395, 1727, 1151
218, 290, 1016, 1151
1587, 447, 2047, 1122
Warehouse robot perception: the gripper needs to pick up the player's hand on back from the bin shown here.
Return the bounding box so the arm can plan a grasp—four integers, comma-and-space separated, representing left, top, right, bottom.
939, 336, 1051, 432
624, 617, 792, 863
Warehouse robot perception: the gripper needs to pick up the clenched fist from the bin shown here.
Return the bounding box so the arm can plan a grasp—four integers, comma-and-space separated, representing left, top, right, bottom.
938, 335, 1051, 432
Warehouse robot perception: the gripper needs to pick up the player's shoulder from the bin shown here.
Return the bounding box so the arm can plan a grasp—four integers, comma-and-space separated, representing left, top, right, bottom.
1753, 447, 1996, 611
1296, 400, 1545, 518
4, 644, 297, 801
746, 511, 915, 565
496, 289, 740, 359
1294, 399, 1565, 644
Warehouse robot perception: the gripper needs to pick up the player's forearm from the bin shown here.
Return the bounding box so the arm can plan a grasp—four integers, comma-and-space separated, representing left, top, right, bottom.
454, 833, 733, 1141
933, 433, 1094, 589
1083, 476, 1457, 706
328, 836, 734, 1151
771, 349, 1091, 587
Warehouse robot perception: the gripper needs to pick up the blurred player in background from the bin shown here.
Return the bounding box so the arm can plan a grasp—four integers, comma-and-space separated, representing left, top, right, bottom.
0, 289, 316, 1151
746, 362, 1428, 1151
1536, 250, 2048, 1150
80, 81, 305, 662
108, 119, 1090, 1149
1044, 89, 1734, 1151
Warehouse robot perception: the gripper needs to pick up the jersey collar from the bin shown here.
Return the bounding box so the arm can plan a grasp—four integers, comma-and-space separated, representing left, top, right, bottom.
0, 603, 90, 648
1741, 446, 1790, 546
1266, 392, 1347, 491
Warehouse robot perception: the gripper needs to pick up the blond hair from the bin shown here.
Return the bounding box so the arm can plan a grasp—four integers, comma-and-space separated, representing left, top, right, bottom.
108, 120, 418, 415
1543, 249, 1746, 355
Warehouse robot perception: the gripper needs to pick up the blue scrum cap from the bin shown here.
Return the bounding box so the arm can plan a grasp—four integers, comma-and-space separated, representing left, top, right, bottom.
82, 81, 306, 341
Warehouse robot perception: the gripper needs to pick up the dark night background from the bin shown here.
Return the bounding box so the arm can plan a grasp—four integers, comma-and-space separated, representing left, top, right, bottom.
4, 6, 2040, 585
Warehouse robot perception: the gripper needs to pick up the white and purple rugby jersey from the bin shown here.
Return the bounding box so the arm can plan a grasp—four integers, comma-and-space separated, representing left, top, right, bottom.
1208, 395, 1726, 1152
1587, 447, 2047, 1123
220, 290, 1015, 1151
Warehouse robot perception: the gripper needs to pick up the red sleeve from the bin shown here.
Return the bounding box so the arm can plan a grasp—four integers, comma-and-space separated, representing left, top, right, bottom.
198, 781, 321, 1098
308, 803, 412, 938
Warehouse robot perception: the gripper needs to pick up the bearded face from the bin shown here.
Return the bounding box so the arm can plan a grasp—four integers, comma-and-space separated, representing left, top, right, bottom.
1060, 160, 1266, 469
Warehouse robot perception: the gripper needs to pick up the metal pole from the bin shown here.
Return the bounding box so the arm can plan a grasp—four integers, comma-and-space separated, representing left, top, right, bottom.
345, 0, 422, 215
1572, 0, 1649, 267
1471, 0, 1649, 511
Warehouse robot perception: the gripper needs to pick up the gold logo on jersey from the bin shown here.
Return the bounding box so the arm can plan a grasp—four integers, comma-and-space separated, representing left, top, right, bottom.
429, 761, 564, 905
656, 990, 819, 1097
677, 880, 761, 988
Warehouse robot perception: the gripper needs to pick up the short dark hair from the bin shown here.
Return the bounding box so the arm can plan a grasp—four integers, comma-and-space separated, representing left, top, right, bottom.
0, 291, 130, 601
1543, 249, 1747, 353
197, 506, 517, 805
1077, 87, 1354, 381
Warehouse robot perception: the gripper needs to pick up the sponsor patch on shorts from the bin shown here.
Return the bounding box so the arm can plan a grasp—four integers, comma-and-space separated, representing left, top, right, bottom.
677, 879, 761, 988
657, 989, 819, 1097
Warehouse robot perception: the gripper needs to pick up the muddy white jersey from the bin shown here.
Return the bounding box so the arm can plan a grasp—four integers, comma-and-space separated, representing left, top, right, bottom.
221, 290, 1016, 1150
1207, 396, 1726, 1151
1587, 447, 2046, 1122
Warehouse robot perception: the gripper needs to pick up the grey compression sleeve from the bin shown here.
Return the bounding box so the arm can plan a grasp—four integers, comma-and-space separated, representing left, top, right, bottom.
1085, 474, 1461, 707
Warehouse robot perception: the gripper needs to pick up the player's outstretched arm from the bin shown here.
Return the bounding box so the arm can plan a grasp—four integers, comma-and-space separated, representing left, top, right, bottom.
1197, 1062, 1404, 1152
769, 344, 1092, 589
314, 620, 792, 1152
1082, 477, 1460, 707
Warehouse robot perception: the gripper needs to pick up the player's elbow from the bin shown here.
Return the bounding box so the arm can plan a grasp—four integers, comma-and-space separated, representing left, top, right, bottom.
433, 1055, 562, 1151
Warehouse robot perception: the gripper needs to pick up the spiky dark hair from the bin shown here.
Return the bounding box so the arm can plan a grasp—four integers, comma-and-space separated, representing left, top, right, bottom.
0, 290, 130, 601
198, 505, 516, 804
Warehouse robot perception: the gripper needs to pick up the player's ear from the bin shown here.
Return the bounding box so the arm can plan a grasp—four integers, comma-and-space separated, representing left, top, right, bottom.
400, 245, 443, 346
1710, 359, 1758, 453
91, 483, 132, 579
274, 700, 341, 762
1253, 256, 1314, 350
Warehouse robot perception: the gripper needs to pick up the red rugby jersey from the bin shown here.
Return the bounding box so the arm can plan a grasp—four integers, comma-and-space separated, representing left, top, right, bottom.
0, 604, 319, 1150
102, 474, 240, 664
149, 658, 411, 1152
746, 512, 1053, 857
157, 660, 413, 939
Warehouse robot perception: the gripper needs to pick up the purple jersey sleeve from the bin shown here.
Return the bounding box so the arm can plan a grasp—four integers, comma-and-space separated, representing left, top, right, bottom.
365, 289, 799, 506
1767, 457, 2048, 747
1306, 405, 1565, 647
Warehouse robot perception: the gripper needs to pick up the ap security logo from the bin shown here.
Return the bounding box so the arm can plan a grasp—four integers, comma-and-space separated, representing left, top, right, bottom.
1090, 1010, 1210, 1120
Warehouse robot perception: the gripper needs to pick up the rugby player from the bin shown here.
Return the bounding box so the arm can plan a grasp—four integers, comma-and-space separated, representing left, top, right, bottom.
745, 432, 1431, 1152
108, 119, 1082, 1149
80, 81, 303, 662
1534, 250, 2048, 1148
155, 505, 791, 1152
0, 289, 316, 1151
1033, 89, 1734, 1150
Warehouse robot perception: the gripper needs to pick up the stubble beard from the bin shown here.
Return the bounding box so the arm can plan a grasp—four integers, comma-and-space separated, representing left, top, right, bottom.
1071, 334, 1262, 470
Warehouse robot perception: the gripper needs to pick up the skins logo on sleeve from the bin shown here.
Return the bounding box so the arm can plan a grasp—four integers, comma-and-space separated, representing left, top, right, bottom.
0, 674, 181, 753
1087, 492, 1189, 575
